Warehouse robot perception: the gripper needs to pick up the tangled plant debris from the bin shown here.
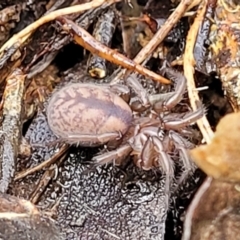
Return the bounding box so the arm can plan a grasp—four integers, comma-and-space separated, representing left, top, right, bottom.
0, 0, 238, 239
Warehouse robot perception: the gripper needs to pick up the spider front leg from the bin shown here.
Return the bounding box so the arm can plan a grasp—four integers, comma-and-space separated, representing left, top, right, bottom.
92, 144, 132, 165
120, 66, 186, 113
151, 136, 175, 179
125, 74, 150, 112
152, 135, 174, 210
136, 136, 175, 206
133, 136, 157, 170
120, 68, 185, 113
168, 131, 196, 186
163, 105, 205, 131
149, 66, 186, 112
108, 83, 131, 103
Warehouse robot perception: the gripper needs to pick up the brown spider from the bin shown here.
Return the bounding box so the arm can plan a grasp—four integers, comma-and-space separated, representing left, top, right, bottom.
46, 66, 204, 189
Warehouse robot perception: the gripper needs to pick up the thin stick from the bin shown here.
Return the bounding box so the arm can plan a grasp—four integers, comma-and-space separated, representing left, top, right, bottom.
111, 0, 199, 84
14, 144, 69, 180
0, 0, 121, 54
183, 0, 214, 144
58, 17, 170, 84
134, 0, 195, 63
30, 152, 68, 204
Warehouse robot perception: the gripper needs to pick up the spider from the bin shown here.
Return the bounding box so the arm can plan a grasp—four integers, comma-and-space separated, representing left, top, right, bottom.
46, 65, 204, 189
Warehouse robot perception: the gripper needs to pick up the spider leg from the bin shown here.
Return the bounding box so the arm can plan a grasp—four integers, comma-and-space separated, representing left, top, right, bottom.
163, 105, 205, 131
133, 133, 174, 203
151, 136, 175, 210
148, 136, 175, 197
134, 136, 155, 170
108, 83, 130, 103
149, 67, 186, 112
169, 131, 196, 187
92, 144, 132, 165
67, 132, 121, 146
129, 125, 163, 153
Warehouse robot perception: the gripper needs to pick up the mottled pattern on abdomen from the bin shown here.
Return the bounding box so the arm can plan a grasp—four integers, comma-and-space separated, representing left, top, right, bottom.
47, 83, 133, 145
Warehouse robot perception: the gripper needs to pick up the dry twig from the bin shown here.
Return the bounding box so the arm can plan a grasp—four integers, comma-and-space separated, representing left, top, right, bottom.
30, 151, 68, 204
111, 0, 200, 84
14, 144, 69, 180
58, 17, 170, 84
183, 0, 214, 144
0, 69, 26, 193
0, 0, 121, 55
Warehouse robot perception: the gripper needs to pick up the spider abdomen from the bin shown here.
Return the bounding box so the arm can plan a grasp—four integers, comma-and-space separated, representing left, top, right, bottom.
47, 83, 133, 146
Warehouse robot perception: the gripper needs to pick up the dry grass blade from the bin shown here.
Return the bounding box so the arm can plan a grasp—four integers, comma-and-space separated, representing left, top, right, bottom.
134, 0, 197, 63
0, 0, 121, 55
30, 151, 68, 204
187, 0, 203, 11
14, 144, 69, 180
183, 0, 214, 144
